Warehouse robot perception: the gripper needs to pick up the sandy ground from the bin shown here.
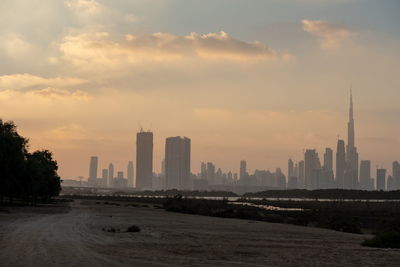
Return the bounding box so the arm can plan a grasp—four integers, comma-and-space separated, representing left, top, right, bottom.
0, 200, 400, 267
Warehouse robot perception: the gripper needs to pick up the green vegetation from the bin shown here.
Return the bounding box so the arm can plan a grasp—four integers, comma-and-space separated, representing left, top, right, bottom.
126, 225, 141, 232
132, 189, 238, 197
244, 189, 400, 200
362, 231, 400, 248
163, 197, 400, 235
0, 119, 61, 205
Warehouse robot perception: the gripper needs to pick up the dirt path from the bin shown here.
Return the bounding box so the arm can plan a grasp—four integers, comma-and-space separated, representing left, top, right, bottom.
1, 200, 399, 267
0, 202, 163, 267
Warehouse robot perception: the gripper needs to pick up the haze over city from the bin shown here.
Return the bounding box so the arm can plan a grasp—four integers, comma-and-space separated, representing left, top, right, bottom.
0, 0, 399, 180
2, 1, 400, 266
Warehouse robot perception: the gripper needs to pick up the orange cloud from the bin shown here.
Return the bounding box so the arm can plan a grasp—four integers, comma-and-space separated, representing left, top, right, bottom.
59, 31, 280, 67
302, 19, 355, 49
0, 74, 87, 90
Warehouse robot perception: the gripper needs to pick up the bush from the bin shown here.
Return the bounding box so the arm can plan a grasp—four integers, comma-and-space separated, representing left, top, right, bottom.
126, 225, 141, 232
362, 231, 400, 248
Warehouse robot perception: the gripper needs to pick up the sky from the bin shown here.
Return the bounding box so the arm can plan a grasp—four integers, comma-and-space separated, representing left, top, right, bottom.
0, 0, 399, 179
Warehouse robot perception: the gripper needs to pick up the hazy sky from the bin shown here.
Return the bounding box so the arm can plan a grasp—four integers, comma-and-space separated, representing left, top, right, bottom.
0, 0, 399, 179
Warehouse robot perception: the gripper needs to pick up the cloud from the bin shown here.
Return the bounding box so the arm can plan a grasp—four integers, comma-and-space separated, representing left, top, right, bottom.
1, 34, 33, 59
0, 74, 87, 90
59, 31, 279, 67
65, 0, 103, 16
29, 87, 90, 100
302, 19, 355, 49
0, 87, 89, 102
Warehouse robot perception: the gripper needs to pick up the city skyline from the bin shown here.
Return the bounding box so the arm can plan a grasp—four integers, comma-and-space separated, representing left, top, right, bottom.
78, 91, 396, 182
0, 0, 399, 179
78, 92, 399, 191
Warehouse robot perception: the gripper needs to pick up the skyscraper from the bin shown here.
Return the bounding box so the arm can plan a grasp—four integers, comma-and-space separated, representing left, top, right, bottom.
275, 168, 286, 189
206, 162, 215, 184
322, 148, 334, 188
108, 163, 114, 187
298, 160, 305, 189
393, 161, 400, 190
136, 130, 153, 190
127, 161, 134, 188
101, 169, 108, 187
360, 160, 372, 190
88, 156, 98, 180
345, 90, 359, 189
240, 160, 247, 181
304, 149, 321, 190
336, 139, 346, 189
165, 136, 191, 190
323, 148, 333, 172
201, 162, 207, 179
288, 159, 294, 180
376, 168, 386, 191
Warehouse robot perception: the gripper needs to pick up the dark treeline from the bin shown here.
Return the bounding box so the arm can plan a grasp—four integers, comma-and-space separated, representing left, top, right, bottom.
0, 119, 61, 205
116, 189, 238, 198
244, 189, 400, 200
61, 187, 238, 198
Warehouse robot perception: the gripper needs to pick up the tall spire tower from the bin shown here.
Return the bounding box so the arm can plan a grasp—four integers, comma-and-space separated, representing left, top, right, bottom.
347, 87, 355, 148
345, 87, 359, 189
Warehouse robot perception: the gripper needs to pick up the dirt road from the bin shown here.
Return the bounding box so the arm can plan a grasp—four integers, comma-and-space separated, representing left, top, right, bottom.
0, 200, 399, 267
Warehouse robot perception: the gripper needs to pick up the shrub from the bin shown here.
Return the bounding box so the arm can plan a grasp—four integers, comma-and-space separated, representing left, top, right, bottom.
126, 225, 141, 232
362, 231, 400, 248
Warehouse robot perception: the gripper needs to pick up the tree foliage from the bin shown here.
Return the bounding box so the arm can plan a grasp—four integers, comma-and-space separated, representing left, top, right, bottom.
0, 119, 61, 204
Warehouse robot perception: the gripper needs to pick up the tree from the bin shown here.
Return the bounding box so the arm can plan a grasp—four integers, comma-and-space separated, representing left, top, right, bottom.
0, 120, 28, 203
0, 119, 61, 204
26, 150, 61, 202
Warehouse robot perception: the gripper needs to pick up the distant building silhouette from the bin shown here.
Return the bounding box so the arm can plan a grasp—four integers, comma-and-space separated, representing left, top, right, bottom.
88, 156, 98, 186
201, 162, 207, 179
298, 160, 305, 189
206, 162, 215, 184
89, 156, 98, 180
376, 168, 386, 191
345, 90, 359, 189
127, 161, 134, 187
275, 168, 286, 189
336, 140, 346, 189
136, 130, 153, 190
323, 148, 333, 172
108, 163, 114, 187
101, 169, 108, 187
287, 159, 298, 189
387, 175, 395, 191
360, 160, 372, 190
321, 148, 334, 188
304, 149, 321, 190
393, 161, 400, 190
165, 136, 191, 190
240, 160, 247, 180
114, 171, 127, 188
288, 159, 294, 179
161, 158, 166, 176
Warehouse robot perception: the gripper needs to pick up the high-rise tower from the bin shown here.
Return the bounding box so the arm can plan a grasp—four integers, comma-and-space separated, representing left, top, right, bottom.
345, 89, 359, 189
127, 161, 134, 188
336, 140, 346, 188
88, 156, 98, 179
136, 130, 153, 189
108, 163, 114, 187
165, 136, 191, 190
